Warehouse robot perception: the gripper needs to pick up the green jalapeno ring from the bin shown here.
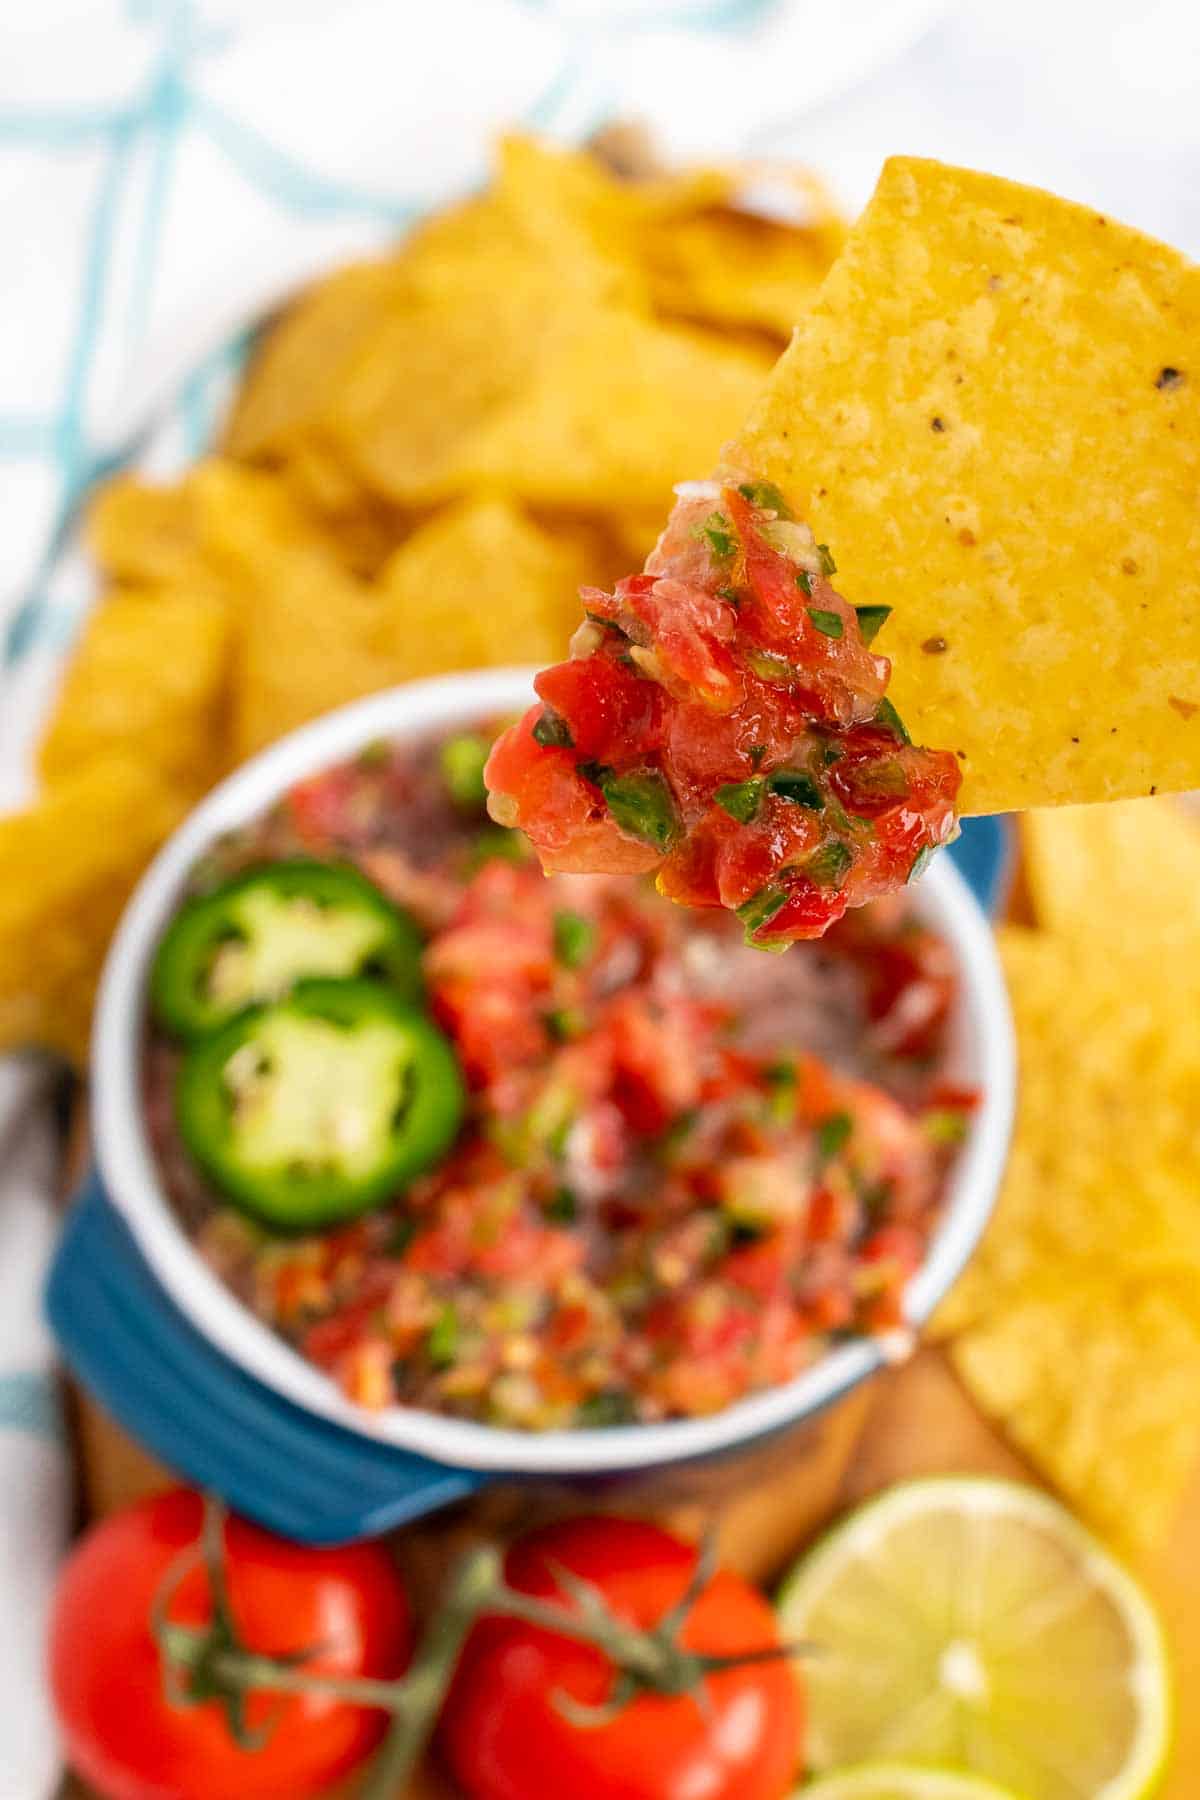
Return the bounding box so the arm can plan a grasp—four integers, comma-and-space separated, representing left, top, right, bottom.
175, 977, 465, 1233
151, 859, 425, 1041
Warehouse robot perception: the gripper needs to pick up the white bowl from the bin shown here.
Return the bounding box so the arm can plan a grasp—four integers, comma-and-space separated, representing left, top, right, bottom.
92, 668, 1015, 1477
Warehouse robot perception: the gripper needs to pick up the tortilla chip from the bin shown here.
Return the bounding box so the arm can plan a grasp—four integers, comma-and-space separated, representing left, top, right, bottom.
604, 507, 667, 569
0, 759, 187, 1064
373, 498, 594, 678
86, 460, 384, 606
331, 285, 768, 514
1021, 797, 1200, 964
223, 259, 410, 462
235, 594, 392, 762
496, 135, 844, 340
492, 136, 652, 305
125, 459, 390, 759
38, 587, 230, 795
456, 308, 771, 513
324, 268, 557, 508
635, 175, 846, 340
86, 474, 226, 600
935, 926, 1200, 1550
732, 156, 1200, 814
953, 1280, 1200, 1555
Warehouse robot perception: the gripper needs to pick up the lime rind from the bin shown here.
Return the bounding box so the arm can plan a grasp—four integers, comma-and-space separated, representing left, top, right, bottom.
777, 1477, 1172, 1800
796, 1763, 1031, 1800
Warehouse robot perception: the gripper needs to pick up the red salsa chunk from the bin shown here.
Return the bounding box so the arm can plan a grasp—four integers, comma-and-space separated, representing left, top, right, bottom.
486, 480, 962, 947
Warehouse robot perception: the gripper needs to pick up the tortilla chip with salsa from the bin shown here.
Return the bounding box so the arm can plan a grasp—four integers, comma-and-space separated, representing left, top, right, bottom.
487, 156, 1200, 943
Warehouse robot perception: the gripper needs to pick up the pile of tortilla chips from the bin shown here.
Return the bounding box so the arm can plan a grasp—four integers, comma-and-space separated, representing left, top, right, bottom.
934, 797, 1200, 1554
0, 134, 844, 1063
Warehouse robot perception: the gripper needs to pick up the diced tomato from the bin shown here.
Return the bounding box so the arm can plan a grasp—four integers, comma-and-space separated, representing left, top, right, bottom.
484, 707, 660, 876
751, 878, 849, 946
612, 574, 742, 710
807, 1287, 855, 1332
712, 796, 826, 911
343, 1341, 394, 1409
859, 1224, 925, 1276
725, 487, 887, 722
536, 652, 664, 761
286, 765, 360, 850
720, 1231, 795, 1301
604, 993, 707, 1135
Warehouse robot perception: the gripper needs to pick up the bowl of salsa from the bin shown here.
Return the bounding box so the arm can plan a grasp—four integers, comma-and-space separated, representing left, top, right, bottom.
90, 669, 1014, 1479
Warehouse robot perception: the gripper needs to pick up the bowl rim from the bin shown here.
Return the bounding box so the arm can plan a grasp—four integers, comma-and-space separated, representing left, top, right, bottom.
92, 667, 1015, 1475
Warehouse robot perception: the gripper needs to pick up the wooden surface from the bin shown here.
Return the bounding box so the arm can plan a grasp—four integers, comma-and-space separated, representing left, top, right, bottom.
62, 1349, 1200, 1798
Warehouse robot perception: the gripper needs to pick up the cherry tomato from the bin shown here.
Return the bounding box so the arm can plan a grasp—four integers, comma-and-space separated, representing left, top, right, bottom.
49, 1488, 411, 1800
440, 1516, 803, 1800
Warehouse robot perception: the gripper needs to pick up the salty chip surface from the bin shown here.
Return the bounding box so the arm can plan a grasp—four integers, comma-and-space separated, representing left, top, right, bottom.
732, 157, 1200, 814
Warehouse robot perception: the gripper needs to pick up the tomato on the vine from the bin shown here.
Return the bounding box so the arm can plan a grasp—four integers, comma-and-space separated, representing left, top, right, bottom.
439, 1515, 804, 1800
48, 1488, 412, 1800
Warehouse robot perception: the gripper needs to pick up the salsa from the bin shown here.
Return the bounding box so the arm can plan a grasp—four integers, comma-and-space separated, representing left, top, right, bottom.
485, 480, 962, 947
145, 721, 974, 1430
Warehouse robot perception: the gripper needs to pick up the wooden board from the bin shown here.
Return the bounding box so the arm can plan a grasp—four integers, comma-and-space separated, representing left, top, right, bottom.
62, 1349, 1200, 1799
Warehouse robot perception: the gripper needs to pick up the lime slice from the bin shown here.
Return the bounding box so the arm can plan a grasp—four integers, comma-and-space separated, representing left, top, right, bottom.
799, 1767, 1028, 1800
778, 1477, 1171, 1800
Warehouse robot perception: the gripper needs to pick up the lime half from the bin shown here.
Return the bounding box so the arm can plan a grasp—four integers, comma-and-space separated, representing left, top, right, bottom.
799, 1767, 1028, 1800
778, 1478, 1171, 1800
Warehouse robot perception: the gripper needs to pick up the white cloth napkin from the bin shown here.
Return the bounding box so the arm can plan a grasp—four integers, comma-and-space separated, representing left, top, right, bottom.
0, 1063, 68, 1800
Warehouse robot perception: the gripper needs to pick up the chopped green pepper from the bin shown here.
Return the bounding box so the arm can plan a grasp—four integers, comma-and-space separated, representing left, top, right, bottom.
874, 698, 912, 744
854, 604, 892, 644
575, 1389, 638, 1428
544, 1186, 579, 1225
768, 769, 824, 810
601, 770, 679, 851
699, 512, 736, 560
175, 977, 465, 1232
737, 480, 792, 517
816, 1111, 853, 1162
744, 647, 797, 685
807, 607, 844, 640
467, 826, 530, 870
151, 860, 424, 1041
763, 1058, 798, 1126
532, 709, 574, 748
922, 1107, 969, 1146
553, 910, 596, 969
714, 777, 765, 823
439, 733, 491, 811
427, 1304, 461, 1368
806, 840, 854, 887
736, 886, 789, 947
908, 844, 938, 883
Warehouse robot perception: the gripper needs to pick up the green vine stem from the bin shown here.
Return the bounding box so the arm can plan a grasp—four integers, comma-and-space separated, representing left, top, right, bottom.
359, 1544, 504, 1799
151, 1497, 805, 1789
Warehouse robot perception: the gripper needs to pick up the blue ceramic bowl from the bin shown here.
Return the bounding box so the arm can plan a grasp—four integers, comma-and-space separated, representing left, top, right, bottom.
54, 668, 1014, 1540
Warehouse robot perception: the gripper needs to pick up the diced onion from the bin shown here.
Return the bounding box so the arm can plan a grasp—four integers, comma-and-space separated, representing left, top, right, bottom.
569, 620, 606, 659
762, 518, 820, 572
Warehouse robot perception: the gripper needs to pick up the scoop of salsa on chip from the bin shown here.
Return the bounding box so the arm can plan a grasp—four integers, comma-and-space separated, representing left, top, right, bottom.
488, 155, 1200, 943
486, 480, 961, 947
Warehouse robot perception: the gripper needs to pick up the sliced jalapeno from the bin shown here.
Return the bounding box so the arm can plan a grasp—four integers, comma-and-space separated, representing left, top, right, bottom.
151, 859, 424, 1040
175, 977, 465, 1231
